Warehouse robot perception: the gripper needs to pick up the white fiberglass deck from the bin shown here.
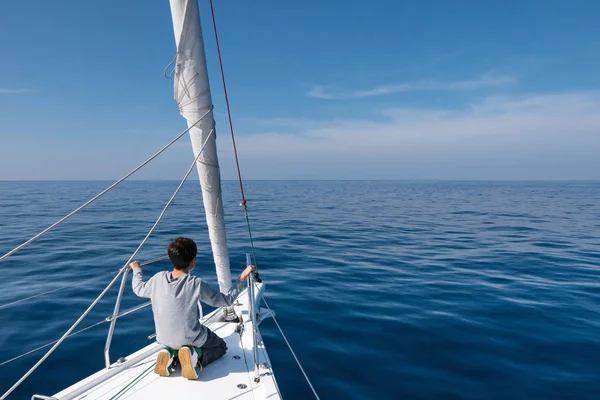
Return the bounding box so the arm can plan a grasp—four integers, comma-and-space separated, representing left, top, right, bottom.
51, 285, 281, 400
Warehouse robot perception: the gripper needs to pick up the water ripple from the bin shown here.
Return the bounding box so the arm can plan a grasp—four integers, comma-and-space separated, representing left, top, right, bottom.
0, 181, 600, 399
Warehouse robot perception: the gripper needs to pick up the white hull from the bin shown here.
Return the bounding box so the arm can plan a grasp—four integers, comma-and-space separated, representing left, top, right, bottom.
51, 284, 280, 400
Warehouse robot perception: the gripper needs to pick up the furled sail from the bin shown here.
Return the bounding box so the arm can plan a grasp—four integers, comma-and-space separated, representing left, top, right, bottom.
169, 0, 232, 292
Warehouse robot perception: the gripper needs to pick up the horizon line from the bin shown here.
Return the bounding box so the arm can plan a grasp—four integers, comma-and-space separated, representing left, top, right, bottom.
1, 178, 599, 183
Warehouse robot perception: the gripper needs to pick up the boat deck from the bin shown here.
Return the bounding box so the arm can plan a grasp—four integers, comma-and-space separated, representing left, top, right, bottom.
50, 286, 280, 400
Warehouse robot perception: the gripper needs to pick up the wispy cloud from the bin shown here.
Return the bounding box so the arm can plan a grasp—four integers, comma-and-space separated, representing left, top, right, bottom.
307, 74, 516, 100
0, 88, 31, 94
216, 91, 600, 180
3, 91, 598, 180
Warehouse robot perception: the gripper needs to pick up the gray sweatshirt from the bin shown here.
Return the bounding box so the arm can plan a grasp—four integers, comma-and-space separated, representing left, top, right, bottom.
132, 269, 244, 349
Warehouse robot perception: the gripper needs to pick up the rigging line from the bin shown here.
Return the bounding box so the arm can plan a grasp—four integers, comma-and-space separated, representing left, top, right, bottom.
208, 0, 245, 203
104, 129, 215, 364
260, 292, 321, 400
244, 211, 258, 268
0, 131, 214, 400
0, 108, 212, 264
0, 319, 106, 368
0, 255, 168, 311
208, 0, 259, 269
0, 268, 125, 400
0, 300, 152, 368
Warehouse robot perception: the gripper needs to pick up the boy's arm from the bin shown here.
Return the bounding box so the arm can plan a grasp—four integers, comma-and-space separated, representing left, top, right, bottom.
130, 261, 153, 299
198, 265, 255, 307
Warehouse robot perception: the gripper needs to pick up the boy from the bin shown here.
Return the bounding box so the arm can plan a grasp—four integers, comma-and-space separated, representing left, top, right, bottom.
130, 237, 255, 380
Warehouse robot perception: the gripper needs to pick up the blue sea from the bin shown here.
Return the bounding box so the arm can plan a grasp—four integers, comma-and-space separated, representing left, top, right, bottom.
1, 180, 600, 399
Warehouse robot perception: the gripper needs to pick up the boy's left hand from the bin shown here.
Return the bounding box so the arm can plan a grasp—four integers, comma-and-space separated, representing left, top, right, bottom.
129, 260, 141, 270
240, 265, 256, 280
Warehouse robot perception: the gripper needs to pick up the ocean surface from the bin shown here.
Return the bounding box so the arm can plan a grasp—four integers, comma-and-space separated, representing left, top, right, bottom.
1, 180, 600, 399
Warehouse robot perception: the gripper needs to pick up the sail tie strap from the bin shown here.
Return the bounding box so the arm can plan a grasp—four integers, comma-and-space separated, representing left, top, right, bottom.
164, 53, 177, 78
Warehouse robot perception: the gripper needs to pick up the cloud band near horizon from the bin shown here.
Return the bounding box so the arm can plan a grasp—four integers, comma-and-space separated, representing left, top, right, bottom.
308, 74, 516, 100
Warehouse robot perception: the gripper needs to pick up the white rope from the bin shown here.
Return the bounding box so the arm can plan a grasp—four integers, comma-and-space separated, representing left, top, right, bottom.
0, 255, 168, 311
164, 53, 177, 78
0, 130, 214, 400
260, 293, 321, 400
0, 108, 212, 264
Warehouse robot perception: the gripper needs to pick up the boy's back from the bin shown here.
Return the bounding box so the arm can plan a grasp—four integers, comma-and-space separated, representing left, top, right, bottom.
132, 269, 244, 349
130, 236, 254, 379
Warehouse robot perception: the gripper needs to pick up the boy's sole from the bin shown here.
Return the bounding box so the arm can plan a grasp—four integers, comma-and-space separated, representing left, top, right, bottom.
154, 351, 171, 377
178, 347, 198, 380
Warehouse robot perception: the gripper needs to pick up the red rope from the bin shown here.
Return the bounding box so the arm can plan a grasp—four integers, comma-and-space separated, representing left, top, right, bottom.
208, 0, 246, 205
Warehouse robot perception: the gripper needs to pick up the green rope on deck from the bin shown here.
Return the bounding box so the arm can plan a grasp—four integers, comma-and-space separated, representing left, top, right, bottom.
109, 362, 156, 400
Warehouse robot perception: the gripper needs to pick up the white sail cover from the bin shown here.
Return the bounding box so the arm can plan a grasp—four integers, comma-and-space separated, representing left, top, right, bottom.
169, 0, 232, 292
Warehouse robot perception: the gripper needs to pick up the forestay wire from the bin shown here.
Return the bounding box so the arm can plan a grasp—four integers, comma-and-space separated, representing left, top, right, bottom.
208, 5, 320, 398
208, 0, 259, 268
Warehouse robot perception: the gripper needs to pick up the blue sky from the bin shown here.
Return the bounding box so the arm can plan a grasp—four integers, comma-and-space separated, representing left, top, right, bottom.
1, 0, 599, 180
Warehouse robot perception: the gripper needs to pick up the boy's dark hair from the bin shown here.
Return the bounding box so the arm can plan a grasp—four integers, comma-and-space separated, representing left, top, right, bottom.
167, 237, 197, 270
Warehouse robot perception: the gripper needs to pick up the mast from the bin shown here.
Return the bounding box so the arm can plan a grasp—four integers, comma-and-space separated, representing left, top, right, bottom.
169, 0, 232, 292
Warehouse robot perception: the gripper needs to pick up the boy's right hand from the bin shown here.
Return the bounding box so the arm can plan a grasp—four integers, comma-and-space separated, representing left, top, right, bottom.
129, 260, 141, 270
240, 265, 256, 280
